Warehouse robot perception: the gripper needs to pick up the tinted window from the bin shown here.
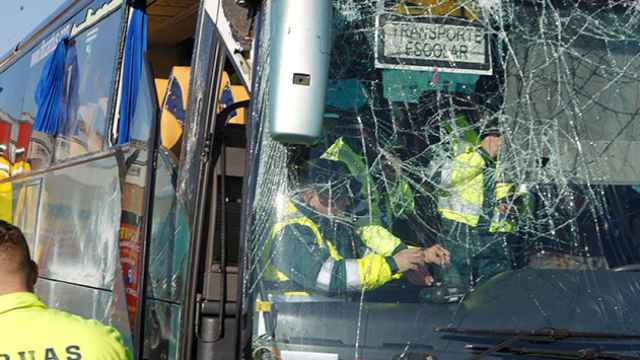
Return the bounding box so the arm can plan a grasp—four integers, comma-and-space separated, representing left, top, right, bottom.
23, 40, 56, 169
129, 61, 155, 143
55, 9, 123, 160
0, 56, 30, 159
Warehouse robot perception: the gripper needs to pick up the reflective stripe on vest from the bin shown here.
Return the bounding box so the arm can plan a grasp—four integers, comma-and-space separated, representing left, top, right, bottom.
264, 201, 346, 293
438, 150, 484, 226
438, 149, 514, 232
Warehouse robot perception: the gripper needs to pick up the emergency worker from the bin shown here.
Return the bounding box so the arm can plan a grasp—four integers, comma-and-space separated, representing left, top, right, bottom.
435, 121, 514, 289
11, 148, 31, 176
0, 221, 131, 359
320, 137, 418, 258
11, 148, 36, 231
262, 159, 450, 300
0, 145, 12, 222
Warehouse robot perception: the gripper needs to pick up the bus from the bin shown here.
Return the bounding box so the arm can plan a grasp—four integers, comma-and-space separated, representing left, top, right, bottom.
2, 0, 640, 359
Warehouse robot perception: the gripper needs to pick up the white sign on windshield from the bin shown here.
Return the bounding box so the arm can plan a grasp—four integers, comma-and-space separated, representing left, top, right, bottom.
375, 15, 492, 75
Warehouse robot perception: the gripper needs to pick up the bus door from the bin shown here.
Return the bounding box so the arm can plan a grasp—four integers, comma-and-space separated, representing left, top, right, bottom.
169, 0, 256, 358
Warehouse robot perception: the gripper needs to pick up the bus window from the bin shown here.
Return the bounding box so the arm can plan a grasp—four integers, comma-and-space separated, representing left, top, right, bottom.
22, 44, 54, 170
22, 152, 130, 346
0, 55, 29, 169
0, 55, 29, 130
55, 7, 123, 161
12, 177, 42, 248
129, 59, 156, 144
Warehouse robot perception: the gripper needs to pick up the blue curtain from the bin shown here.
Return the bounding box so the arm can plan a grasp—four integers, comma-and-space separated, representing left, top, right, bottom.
117, 8, 148, 144
34, 36, 69, 135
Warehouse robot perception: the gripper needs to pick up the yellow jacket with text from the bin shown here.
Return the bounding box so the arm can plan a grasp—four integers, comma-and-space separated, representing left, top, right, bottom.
0, 292, 132, 360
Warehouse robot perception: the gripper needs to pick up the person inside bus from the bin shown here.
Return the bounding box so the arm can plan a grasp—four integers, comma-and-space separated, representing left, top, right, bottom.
317, 136, 428, 270
262, 158, 450, 299
0, 221, 131, 359
434, 119, 515, 290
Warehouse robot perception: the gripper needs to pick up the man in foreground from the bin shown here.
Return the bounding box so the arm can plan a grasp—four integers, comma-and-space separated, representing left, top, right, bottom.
0, 220, 131, 359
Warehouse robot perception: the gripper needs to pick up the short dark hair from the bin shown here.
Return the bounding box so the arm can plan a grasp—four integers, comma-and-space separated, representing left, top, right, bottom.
0, 220, 33, 275
479, 119, 501, 139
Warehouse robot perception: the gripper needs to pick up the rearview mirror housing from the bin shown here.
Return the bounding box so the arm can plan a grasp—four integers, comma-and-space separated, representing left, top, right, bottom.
268, 0, 332, 145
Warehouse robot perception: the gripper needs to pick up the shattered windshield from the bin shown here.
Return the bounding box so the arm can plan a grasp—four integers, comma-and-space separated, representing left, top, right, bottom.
245, 0, 640, 359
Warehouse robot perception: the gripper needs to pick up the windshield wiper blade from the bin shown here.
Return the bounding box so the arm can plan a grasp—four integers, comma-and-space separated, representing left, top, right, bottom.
466, 344, 640, 360
435, 327, 640, 341
436, 327, 640, 360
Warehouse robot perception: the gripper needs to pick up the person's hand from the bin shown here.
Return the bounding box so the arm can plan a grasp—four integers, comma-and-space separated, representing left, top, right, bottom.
497, 203, 510, 214
424, 245, 450, 266
406, 267, 434, 286
393, 248, 425, 273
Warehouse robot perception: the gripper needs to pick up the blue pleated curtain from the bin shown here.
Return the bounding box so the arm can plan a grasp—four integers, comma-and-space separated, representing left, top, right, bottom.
117, 7, 148, 144
33, 36, 69, 135
34, 7, 148, 143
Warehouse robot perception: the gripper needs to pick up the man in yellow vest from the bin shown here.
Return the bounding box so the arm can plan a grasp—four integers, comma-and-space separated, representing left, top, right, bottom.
262, 159, 450, 299
11, 147, 31, 176
436, 120, 514, 290
0, 145, 12, 222
0, 221, 131, 359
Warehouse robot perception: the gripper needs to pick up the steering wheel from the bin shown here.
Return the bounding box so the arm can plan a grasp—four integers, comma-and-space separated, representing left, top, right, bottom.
611, 264, 640, 272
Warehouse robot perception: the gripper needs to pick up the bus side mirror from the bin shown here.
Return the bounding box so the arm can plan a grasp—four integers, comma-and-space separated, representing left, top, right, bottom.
268, 0, 332, 145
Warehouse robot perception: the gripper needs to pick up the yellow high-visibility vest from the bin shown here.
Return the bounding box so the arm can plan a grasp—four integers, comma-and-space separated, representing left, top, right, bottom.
264, 201, 400, 295
0, 292, 131, 359
0, 156, 12, 223
438, 148, 515, 232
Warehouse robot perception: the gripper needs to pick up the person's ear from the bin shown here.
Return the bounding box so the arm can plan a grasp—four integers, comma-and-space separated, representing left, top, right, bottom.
29, 260, 38, 289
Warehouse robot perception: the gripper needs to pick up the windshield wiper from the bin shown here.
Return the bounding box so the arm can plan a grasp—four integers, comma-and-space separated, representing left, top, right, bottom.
465, 344, 640, 360
435, 327, 640, 360
435, 327, 640, 341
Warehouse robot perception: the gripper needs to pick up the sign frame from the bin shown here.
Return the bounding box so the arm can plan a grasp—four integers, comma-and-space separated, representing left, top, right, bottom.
375, 13, 493, 75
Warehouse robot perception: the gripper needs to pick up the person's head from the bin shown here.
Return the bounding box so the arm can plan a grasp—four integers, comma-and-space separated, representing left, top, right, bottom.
0, 221, 37, 295
295, 158, 361, 217
479, 120, 502, 158
14, 147, 26, 162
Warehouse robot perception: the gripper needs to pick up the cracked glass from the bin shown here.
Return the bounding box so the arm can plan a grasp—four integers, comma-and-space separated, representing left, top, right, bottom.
245, 1, 640, 359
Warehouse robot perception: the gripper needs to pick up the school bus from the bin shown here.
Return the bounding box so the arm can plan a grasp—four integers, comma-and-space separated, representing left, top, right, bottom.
2, 0, 640, 359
